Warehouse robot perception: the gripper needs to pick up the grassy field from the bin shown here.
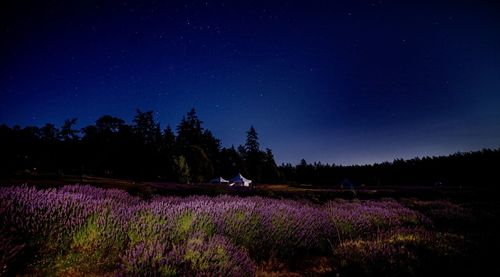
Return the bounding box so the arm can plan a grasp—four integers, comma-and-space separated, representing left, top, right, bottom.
1, 175, 493, 201
1, 177, 499, 276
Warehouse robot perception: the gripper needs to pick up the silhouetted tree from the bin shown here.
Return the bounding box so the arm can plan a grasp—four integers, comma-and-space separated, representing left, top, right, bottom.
95, 115, 125, 134
245, 126, 260, 153
133, 110, 161, 147
219, 146, 245, 177
175, 108, 216, 182
132, 110, 162, 178
158, 125, 176, 179
176, 108, 203, 148
40, 123, 59, 141
262, 148, 280, 182
60, 118, 79, 141
80, 115, 134, 177
162, 126, 176, 152
59, 118, 80, 175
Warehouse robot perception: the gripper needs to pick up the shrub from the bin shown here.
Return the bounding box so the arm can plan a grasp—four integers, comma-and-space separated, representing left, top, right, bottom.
333, 227, 465, 276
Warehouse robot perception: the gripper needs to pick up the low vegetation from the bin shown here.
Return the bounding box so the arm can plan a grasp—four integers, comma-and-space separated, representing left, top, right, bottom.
1, 184, 489, 276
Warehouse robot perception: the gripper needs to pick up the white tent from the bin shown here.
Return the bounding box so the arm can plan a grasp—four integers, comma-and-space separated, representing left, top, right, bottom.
229, 173, 252, 187
210, 176, 229, 184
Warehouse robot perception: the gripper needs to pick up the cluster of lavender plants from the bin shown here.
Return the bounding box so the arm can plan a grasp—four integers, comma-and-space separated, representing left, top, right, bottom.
0, 184, 461, 275
0, 185, 99, 248
324, 199, 430, 241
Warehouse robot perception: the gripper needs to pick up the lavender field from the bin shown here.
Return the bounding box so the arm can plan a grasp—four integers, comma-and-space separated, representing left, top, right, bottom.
0, 184, 494, 276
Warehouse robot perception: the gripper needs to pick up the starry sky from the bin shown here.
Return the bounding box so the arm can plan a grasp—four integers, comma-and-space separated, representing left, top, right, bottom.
1, 0, 500, 165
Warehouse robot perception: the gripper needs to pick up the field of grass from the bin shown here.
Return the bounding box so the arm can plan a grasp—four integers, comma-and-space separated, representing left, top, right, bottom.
1, 181, 499, 276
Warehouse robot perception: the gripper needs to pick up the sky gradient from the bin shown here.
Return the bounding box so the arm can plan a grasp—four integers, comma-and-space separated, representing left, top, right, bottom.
1, 0, 500, 165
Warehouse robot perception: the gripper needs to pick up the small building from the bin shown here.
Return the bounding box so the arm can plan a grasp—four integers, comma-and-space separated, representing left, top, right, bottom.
229, 173, 252, 187
210, 176, 230, 184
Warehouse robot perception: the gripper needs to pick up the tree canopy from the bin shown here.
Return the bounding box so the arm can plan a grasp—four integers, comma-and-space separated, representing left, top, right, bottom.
0, 109, 279, 183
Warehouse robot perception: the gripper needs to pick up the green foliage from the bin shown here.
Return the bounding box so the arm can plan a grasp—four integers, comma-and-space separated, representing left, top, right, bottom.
68, 211, 127, 270
223, 211, 261, 253
176, 213, 194, 238
72, 216, 100, 252
174, 155, 190, 184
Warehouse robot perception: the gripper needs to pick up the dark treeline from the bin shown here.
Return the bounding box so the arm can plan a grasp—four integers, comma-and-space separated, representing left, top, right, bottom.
0, 109, 280, 183
280, 149, 500, 187
1, 109, 499, 187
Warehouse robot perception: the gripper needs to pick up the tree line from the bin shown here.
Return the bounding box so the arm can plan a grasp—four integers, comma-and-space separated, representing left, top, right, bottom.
1, 109, 499, 187
0, 109, 280, 183
280, 149, 500, 187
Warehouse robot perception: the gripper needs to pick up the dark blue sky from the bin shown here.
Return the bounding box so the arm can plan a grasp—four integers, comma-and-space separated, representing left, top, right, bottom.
1, 0, 500, 165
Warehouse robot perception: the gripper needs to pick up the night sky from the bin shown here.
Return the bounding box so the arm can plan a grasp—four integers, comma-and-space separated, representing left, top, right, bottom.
1, 0, 500, 165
